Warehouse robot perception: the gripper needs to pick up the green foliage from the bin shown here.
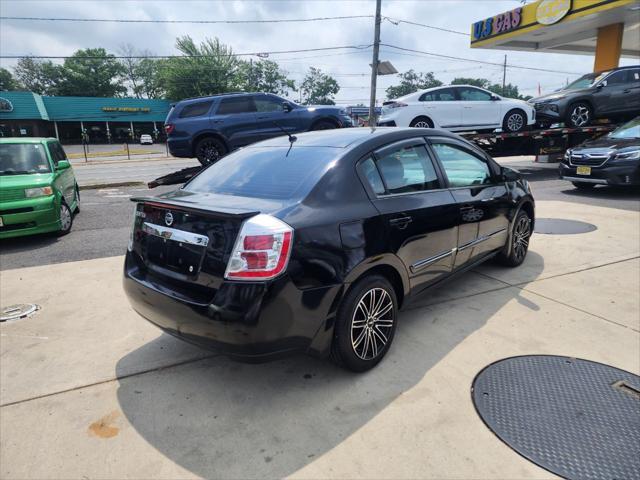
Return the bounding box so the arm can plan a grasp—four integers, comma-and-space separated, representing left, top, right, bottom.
118, 44, 165, 99
385, 70, 442, 99
451, 77, 491, 89
300, 67, 339, 105
0, 67, 21, 91
236, 60, 295, 95
55, 48, 127, 97
159, 36, 241, 100
13, 57, 64, 95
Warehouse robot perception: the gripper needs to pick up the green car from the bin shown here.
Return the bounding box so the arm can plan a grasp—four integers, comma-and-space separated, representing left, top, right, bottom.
0, 138, 79, 239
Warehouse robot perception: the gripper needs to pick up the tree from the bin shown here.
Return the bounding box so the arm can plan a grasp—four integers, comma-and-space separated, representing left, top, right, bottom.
159, 36, 241, 100
0, 68, 21, 91
13, 57, 63, 95
118, 44, 165, 98
55, 48, 127, 97
237, 60, 295, 96
451, 77, 491, 89
300, 67, 339, 105
385, 70, 442, 99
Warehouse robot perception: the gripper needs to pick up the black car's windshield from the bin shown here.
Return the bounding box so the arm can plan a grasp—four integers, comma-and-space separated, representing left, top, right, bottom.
609, 118, 640, 139
0, 144, 51, 175
184, 146, 339, 200
564, 72, 608, 91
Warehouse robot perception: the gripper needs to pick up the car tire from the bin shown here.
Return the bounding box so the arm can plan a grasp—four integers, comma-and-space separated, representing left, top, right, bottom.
496, 210, 531, 267
311, 120, 338, 131
194, 137, 227, 166
331, 274, 398, 372
502, 109, 527, 133
572, 181, 596, 190
409, 116, 434, 128
566, 102, 593, 128
74, 184, 80, 213
57, 200, 73, 236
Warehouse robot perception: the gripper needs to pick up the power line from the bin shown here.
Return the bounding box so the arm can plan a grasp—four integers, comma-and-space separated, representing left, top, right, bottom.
0, 14, 374, 24
383, 17, 467, 36
0, 45, 372, 60
380, 44, 582, 75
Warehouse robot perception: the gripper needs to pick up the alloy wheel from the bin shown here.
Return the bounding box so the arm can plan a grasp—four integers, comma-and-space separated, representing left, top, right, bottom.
59, 204, 72, 232
413, 120, 432, 128
198, 141, 220, 164
512, 215, 531, 262
350, 287, 394, 361
570, 105, 590, 127
507, 113, 524, 132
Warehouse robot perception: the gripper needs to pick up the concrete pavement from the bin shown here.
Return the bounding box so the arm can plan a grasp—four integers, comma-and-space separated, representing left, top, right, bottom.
1, 199, 638, 479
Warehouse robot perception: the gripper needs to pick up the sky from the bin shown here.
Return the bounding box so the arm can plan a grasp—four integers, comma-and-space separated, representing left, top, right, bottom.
0, 0, 637, 103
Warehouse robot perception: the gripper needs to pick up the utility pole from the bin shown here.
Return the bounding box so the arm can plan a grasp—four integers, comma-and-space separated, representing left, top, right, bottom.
369, 0, 382, 126
502, 54, 507, 94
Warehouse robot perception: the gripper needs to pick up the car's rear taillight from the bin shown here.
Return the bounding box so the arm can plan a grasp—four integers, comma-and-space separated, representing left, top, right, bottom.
164, 124, 175, 135
225, 214, 293, 280
385, 102, 408, 109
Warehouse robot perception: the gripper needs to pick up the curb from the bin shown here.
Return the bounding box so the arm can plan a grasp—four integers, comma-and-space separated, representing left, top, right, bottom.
70, 155, 181, 167
79, 181, 146, 191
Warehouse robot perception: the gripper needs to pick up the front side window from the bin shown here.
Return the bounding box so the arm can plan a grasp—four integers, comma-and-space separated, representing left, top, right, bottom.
0, 143, 51, 175
603, 71, 627, 86
432, 143, 492, 187
375, 144, 440, 194
48, 142, 67, 166
255, 96, 285, 113
179, 101, 213, 118
216, 97, 256, 115
457, 87, 492, 101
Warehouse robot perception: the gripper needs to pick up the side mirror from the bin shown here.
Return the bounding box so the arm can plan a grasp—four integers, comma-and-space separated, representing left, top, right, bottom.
57, 160, 70, 170
597, 82, 605, 89
283, 103, 293, 112
501, 167, 520, 182
491, 95, 500, 101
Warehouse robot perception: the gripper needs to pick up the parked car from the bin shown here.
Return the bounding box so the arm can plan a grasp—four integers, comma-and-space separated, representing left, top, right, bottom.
140, 134, 153, 145
378, 85, 536, 133
164, 92, 353, 166
560, 117, 640, 189
529, 65, 640, 128
0, 138, 79, 239
124, 127, 535, 372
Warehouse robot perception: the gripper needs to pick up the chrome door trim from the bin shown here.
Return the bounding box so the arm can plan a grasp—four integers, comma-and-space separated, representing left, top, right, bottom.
411, 248, 456, 273
458, 227, 507, 252
142, 222, 209, 247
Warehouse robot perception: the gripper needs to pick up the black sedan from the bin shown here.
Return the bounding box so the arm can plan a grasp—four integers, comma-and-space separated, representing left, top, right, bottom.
560, 118, 640, 190
124, 128, 535, 372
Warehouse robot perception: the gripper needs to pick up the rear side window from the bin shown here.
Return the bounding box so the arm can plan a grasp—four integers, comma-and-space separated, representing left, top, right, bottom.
216, 97, 256, 115
419, 88, 456, 102
359, 157, 385, 195
179, 101, 213, 118
185, 147, 338, 200
431, 143, 492, 187
375, 145, 440, 194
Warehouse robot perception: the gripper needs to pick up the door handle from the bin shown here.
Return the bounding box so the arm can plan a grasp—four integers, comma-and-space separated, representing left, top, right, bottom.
211, 120, 224, 124
623, 89, 631, 93
481, 197, 495, 202
389, 216, 412, 229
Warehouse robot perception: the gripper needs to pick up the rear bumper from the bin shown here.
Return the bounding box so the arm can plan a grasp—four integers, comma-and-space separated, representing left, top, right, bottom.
123, 252, 341, 360
0, 196, 60, 239
167, 138, 192, 158
559, 162, 640, 186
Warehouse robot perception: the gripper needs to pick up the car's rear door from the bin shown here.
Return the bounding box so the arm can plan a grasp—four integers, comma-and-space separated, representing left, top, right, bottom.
420, 88, 461, 130
428, 138, 510, 269
253, 94, 300, 140
213, 96, 259, 148
360, 138, 459, 291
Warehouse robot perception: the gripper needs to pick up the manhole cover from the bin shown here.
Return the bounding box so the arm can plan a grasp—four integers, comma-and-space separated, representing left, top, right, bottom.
534, 218, 597, 234
472, 355, 640, 480
0, 304, 39, 322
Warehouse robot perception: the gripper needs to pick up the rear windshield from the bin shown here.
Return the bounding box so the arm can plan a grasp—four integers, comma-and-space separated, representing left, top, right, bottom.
184, 146, 339, 200
0, 144, 51, 175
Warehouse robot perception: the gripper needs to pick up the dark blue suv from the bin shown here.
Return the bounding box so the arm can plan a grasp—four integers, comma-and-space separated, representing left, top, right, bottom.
165, 92, 353, 165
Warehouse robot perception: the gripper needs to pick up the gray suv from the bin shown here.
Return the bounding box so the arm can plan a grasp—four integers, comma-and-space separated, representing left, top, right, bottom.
529, 65, 640, 128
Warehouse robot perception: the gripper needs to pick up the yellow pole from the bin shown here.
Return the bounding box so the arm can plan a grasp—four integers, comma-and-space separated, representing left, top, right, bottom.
593, 23, 623, 72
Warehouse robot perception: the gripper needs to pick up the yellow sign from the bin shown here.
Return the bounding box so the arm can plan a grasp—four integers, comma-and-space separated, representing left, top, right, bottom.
536, 0, 571, 25
101, 107, 151, 112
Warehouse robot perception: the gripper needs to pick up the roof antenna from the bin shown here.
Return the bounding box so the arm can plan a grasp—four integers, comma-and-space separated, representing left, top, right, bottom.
272, 121, 297, 156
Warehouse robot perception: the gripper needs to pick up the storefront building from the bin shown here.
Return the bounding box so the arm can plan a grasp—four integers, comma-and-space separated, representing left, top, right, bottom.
0, 91, 172, 143
470, 0, 640, 72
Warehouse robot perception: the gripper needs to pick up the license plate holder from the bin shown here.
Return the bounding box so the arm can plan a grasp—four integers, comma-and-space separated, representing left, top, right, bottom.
146, 235, 206, 277
576, 166, 591, 175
